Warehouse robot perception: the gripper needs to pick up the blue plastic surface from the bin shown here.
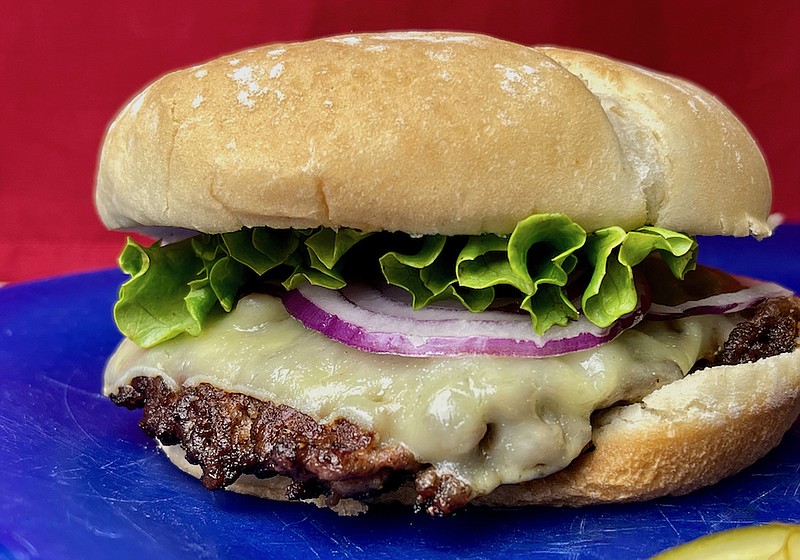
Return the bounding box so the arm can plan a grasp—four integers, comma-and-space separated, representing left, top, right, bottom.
1, 228, 800, 560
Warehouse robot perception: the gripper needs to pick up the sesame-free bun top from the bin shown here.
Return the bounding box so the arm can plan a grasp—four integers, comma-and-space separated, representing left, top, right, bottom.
95, 32, 772, 238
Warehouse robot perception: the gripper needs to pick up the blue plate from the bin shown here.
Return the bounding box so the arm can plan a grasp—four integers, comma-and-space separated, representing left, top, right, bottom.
2, 227, 800, 560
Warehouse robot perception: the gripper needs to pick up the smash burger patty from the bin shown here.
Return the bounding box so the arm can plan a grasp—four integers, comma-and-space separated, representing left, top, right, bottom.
95, 32, 800, 515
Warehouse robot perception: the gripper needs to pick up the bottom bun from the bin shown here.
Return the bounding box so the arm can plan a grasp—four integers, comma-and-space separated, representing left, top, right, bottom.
478, 345, 800, 507
159, 346, 800, 512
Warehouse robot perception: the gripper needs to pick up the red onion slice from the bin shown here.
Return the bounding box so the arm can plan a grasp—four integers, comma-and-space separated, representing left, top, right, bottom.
282, 283, 646, 358
647, 276, 793, 319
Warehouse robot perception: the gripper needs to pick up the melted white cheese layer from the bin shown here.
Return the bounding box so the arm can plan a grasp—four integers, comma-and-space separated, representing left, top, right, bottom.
104, 293, 739, 496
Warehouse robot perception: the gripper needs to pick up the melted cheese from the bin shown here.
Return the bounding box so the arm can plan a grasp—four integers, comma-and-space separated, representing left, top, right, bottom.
104, 293, 739, 496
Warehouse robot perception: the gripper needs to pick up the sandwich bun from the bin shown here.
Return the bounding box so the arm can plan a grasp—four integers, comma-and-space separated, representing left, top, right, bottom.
95, 32, 771, 239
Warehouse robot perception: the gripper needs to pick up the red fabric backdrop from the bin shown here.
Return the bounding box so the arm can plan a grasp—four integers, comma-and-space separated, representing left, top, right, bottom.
2, 1, 799, 282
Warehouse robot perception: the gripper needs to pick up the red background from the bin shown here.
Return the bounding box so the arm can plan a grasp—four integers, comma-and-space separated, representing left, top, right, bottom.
2, 1, 799, 283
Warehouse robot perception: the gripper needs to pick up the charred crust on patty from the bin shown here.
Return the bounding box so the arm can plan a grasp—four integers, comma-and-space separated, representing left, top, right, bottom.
111, 378, 420, 499
714, 298, 800, 366
414, 468, 475, 516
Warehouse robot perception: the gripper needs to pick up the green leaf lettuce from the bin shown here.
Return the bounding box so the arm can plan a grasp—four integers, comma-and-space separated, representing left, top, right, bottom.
113, 215, 697, 348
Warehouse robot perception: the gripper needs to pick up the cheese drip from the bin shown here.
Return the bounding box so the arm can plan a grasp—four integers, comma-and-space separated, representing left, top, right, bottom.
104, 293, 739, 496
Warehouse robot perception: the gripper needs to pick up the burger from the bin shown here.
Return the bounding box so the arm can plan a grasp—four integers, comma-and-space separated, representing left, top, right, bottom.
95, 31, 800, 516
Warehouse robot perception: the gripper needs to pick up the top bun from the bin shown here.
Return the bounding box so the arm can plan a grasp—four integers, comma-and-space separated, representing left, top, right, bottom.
95, 32, 771, 238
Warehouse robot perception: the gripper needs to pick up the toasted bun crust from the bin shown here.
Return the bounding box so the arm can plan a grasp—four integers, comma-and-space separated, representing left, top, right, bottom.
95, 32, 771, 238
159, 345, 800, 510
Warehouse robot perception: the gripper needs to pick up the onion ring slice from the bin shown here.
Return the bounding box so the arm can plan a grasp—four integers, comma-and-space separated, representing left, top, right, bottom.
282, 283, 646, 358
647, 276, 793, 319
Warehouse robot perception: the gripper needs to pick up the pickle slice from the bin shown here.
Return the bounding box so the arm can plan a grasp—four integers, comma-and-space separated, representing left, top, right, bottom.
652, 524, 800, 559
